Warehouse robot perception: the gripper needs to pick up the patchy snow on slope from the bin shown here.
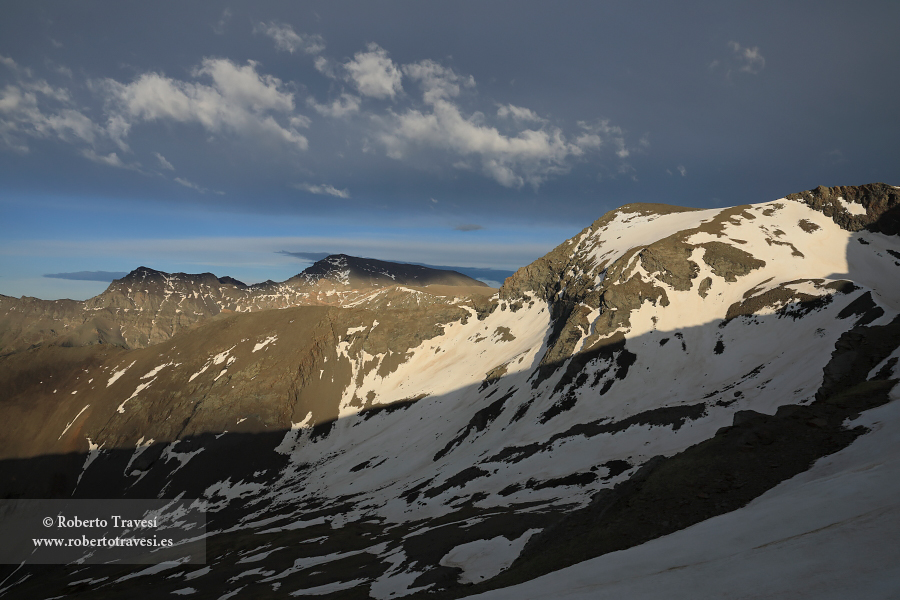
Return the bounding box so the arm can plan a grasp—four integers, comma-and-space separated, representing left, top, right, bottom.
58, 404, 90, 440
583, 207, 722, 271
471, 394, 900, 600
252, 335, 277, 353
213, 346, 237, 365
440, 529, 542, 584
117, 378, 156, 413
75, 437, 104, 488
289, 578, 368, 596
107, 360, 136, 387
124, 436, 155, 475
140, 361, 178, 379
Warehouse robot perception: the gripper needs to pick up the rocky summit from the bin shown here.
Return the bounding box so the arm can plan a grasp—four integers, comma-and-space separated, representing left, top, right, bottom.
1, 183, 899, 599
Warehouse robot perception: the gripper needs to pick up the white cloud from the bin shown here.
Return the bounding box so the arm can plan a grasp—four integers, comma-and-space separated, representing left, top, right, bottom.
255, 21, 324, 55
307, 93, 360, 118
677, 165, 687, 176
344, 43, 403, 99
212, 8, 232, 35
713, 41, 765, 77
375, 61, 628, 189
575, 119, 629, 157
0, 54, 33, 78
497, 104, 545, 123
2, 55, 313, 163
729, 41, 765, 74
0, 77, 103, 153
403, 60, 473, 104
54, 64, 73, 78
174, 177, 223, 194
155, 152, 174, 170
175, 177, 204, 191
293, 182, 350, 198
196, 58, 294, 112
81, 149, 128, 168
379, 103, 579, 188
102, 58, 309, 151
313, 56, 338, 78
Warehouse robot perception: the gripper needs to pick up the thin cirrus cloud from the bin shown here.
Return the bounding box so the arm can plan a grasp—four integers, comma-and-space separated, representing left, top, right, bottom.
175, 177, 224, 195
293, 182, 350, 198
729, 41, 765, 74
253, 21, 325, 55
0, 55, 106, 154
307, 93, 360, 118
155, 152, 174, 170
710, 41, 765, 76
81, 148, 129, 169
44, 270, 129, 281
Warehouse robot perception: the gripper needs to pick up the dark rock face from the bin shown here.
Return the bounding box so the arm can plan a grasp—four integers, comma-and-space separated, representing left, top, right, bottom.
698, 242, 765, 282
787, 182, 900, 235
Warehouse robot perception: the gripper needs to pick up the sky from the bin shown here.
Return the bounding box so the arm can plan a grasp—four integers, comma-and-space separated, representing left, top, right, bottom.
1, 1, 898, 299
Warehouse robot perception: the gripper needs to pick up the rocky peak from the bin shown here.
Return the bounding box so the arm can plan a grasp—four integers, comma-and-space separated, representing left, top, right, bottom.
118, 266, 165, 282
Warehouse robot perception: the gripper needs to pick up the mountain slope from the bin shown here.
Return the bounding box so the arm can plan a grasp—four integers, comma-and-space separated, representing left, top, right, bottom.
0, 183, 898, 599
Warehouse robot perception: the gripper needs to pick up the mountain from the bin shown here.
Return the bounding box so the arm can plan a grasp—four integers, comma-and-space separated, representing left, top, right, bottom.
291, 254, 489, 288
0, 183, 898, 598
0, 254, 489, 354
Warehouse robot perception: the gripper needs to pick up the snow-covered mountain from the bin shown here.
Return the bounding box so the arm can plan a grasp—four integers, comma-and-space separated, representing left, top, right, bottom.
0, 183, 898, 599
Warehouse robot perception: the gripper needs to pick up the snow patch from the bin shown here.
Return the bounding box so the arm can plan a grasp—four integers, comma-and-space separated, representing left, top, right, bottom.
253, 335, 277, 353
836, 196, 868, 216
117, 378, 156, 413
107, 361, 136, 387
440, 529, 541, 584
58, 405, 90, 440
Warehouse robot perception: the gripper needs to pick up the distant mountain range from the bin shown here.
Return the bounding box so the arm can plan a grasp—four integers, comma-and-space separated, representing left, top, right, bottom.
0, 183, 898, 598
0, 254, 489, 354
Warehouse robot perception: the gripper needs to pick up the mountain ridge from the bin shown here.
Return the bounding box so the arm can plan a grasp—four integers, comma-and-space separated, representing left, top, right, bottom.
0, 254, 491, 355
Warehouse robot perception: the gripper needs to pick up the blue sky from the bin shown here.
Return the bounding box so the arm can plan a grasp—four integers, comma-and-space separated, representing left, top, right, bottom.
2, 1, 898, 299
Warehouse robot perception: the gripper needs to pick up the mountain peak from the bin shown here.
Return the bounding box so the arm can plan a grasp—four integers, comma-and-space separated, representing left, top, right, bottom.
122, 266, 164, 280
293, 253, 488, 288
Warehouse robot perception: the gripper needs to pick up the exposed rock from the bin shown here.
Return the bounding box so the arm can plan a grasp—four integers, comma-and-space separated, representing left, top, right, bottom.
787, 182, 900, 235
699, 241, 766, 282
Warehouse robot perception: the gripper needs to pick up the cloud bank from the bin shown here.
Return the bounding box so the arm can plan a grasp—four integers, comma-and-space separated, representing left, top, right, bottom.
2, 34, 637, 194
